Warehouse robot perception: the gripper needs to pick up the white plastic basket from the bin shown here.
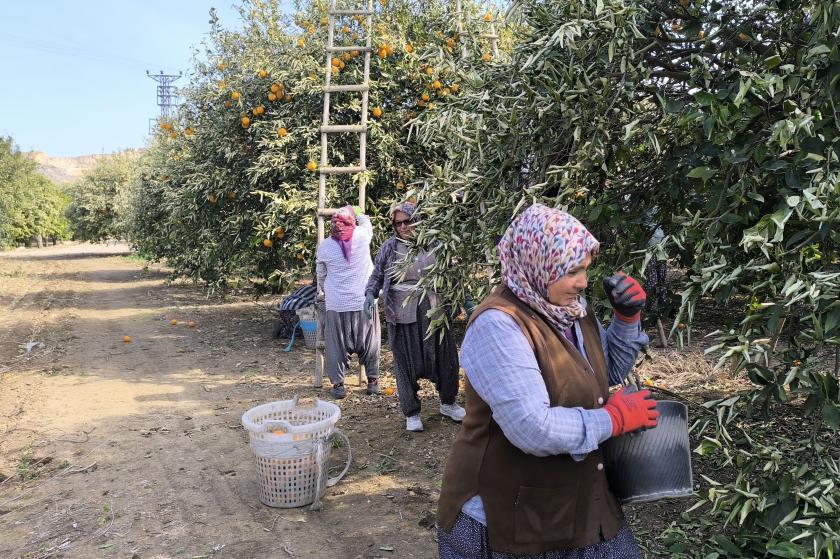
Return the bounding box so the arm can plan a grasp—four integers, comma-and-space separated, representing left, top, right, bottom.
241, 396, 351, 509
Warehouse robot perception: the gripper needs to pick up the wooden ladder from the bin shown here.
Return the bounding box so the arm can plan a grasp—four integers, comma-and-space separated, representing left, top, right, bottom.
314, 0, 375, 388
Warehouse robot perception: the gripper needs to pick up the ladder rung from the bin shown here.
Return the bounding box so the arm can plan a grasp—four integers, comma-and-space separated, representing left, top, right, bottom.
321, 124, 366, 133
317, 208, 340, 217
327, 46, 371, 53
481, 34, 498, 39
320, 165, 366, 175
324, 84, 369, 93
331, 9, 374, 15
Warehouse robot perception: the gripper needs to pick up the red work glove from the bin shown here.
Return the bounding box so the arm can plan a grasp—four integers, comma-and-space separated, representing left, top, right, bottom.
603, 387, 659, 437
603, 271, 647, 322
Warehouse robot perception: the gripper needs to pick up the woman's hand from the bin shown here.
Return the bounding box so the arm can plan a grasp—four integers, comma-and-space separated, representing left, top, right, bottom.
603, 387, 659, 437
363, 292, 375, 320
603, 272, 646, 322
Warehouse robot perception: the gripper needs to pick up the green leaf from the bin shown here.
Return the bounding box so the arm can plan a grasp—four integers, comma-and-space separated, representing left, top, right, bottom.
767, 541, 808, 558
712, 535, 743, 557
823, 403, 840, 430
764, 55, 783, 69
687, 166, 717, 181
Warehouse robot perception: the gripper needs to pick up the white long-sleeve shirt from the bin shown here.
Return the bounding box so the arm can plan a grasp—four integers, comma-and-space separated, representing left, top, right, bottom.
316, 215, 373, 312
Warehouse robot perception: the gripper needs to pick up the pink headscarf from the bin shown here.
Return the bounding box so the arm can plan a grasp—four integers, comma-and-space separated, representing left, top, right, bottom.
331, 205, 356, 261
497, 203, 600, 332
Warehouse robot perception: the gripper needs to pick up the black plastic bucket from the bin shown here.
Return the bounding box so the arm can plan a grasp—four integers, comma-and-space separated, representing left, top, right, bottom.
601, 399, 693, 504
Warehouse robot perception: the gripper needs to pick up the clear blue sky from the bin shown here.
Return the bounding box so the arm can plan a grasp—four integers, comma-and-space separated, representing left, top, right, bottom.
0, 1, 248, 157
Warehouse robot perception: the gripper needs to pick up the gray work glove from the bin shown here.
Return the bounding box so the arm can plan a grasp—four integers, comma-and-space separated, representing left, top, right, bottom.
364, 292, 375, 320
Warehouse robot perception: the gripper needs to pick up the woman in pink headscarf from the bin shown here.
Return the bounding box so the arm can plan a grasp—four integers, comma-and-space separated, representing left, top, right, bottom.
436, 203, 655, 559
316, 205, 380, 399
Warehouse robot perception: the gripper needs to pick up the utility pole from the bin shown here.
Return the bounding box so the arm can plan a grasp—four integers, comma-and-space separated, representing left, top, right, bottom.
146, 70, 183, 134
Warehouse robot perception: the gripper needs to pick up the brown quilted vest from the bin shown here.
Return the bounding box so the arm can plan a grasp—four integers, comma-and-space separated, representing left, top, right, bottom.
437, 286, 623, 555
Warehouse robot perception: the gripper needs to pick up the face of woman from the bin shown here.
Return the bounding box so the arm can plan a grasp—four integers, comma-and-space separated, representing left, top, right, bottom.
392, 210, 413, 239
546, 254, 592, 306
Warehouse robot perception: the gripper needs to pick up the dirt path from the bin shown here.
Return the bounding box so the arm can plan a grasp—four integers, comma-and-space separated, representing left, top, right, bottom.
0, 243, 449, 559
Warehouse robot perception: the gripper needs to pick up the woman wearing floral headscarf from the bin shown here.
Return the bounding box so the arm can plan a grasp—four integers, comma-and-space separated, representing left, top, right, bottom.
364, 201, 464, 432
317, 205, 380, 399
436, 203, 656, 559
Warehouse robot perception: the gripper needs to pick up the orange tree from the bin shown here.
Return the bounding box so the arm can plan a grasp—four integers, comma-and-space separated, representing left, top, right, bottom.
0, 136, 70, 248
129, 0, 503, 294
412, 0, 839, 556
66, 151, 139, 241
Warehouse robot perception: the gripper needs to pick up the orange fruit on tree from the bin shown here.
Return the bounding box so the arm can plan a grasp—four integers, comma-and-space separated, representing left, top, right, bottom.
446, 38, 455, 48
431, 80, 442, 90
421, 92, 430, 101
297, 38, 305, 47
171, 319, 178, 325
341, 52, 351, 62
483, 12, 493, 22
270, 83, 281, 93
371, 107, 383, 118
187, 321, 197, 328
351, 50, 360, 57
208, 194, 217, 204
278, 127, 288, 137
320, 16, 328, 26
404, 43, 414, 53
122, 335, 132, 343
224, 100, 233, 108
424, 66, 434, 76
296, 252, 305, 260
217, 80, 226, 89
274, 227, 285, 238
268, 92, 277, 102
384, 44, 394, 56
442, 88, 451, 96
342, 25, 350, 33
241, 116, 251, 128
307, 161, 318, 171
451, 83, 460, 93
331, 58, 341, 68
482, 52, 492, 62
263, 238, 273, 248
396, 180, 405, 190
169, 131, 177, 139
257, 69, 267, 78
338, 60, 346, 69
231, 91, 240, 100
378, 46, 388, 59
677, 323, 687, 331
217, 63, 226, 71
384, 386, 395, 396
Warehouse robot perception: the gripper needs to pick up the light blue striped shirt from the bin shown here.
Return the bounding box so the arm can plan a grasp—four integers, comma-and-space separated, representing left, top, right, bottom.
459, 305, 649, 525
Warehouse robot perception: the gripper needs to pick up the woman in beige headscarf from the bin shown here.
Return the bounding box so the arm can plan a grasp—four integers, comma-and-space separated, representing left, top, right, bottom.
364, 201, 464, 432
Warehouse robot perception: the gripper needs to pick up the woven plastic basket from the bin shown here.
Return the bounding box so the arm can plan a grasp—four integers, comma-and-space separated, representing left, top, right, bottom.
241, 396, 351, 509
299, 319, 317, 349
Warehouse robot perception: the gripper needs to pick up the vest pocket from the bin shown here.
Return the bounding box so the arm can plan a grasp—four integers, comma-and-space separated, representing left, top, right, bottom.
513, 484, 579, 544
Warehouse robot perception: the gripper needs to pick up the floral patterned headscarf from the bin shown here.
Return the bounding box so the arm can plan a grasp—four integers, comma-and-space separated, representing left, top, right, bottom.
497, 203, 600, 332
390, 201, 416, 220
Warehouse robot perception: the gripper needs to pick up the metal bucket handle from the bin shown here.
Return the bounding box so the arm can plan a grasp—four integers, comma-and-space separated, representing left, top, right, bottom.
309, 428, 352, 511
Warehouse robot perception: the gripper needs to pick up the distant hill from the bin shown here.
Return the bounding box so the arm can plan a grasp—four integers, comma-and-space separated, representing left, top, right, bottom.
27, 152, 110, 185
